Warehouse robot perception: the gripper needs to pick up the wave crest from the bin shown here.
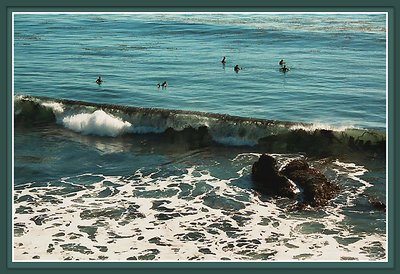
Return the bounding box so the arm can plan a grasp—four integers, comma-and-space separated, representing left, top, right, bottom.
14, 95, 386, 156
62, 110, 132, 137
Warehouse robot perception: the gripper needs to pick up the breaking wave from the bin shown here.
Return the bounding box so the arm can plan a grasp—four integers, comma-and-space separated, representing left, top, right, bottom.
14, 95, 386, 156
62, 110, 132, 137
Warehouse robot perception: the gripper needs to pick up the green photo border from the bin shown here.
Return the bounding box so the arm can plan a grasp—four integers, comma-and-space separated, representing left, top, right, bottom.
1, 0, 398, 273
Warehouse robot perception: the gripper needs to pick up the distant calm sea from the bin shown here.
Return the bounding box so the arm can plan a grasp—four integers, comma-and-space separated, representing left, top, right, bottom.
13, 13, 387, 261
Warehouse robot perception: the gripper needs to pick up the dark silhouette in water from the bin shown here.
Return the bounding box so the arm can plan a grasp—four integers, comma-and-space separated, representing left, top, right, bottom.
368, 197, 386, 211
221, 56, 226, 69
96, 76, 103, 85
279, 65, 289, 73
251, 154, 296, 199
279, 59, 285, 66
157, 81, 168, 89
234, 64, 241, 73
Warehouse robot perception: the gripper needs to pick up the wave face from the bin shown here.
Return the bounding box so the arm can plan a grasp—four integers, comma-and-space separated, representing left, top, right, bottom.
14, 95, 386, 157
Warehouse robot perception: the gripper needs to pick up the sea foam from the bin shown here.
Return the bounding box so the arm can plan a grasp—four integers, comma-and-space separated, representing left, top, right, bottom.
62, 110, 132, 137
289, 122, 355, 132
13, 156, 386, 261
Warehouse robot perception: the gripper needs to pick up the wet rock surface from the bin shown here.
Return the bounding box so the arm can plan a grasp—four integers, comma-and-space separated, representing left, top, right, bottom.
251, 154, 296, 198
281, 159, 339, 207
252, 154, 339, 208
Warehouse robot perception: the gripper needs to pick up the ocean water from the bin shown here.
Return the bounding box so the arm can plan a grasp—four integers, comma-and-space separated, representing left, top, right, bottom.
13, 13, 387, 262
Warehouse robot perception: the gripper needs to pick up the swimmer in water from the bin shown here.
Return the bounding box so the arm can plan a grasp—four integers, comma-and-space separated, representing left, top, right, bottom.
221, 56, 226, 64
161, 81, 168, 88
96, 76, 103, 84
279, 65, 289, 73
279, 59, 285, 66
234, 64, 241, 73
157, 83, 161, 88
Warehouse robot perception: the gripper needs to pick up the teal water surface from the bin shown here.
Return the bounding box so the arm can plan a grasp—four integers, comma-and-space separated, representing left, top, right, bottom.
13, 13, 387, 262
14, 13, 387, 130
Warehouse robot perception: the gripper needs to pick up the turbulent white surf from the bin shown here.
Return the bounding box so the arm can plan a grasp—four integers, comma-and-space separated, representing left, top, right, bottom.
13, 154, 386, 261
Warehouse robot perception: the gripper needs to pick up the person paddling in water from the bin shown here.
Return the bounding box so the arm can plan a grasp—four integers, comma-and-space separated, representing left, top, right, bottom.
221, 56, 226, 64
279, 64, 289, 73
234, 64, 241, 73
157, 81, 168, 89
96, 76, 103, 85
279, 59, 285, 66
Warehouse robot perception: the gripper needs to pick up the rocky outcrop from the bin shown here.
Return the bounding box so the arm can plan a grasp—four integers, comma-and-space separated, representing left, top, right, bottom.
281, 159, 339, 207
251, 154, 339, 208
251, 154, 296, 198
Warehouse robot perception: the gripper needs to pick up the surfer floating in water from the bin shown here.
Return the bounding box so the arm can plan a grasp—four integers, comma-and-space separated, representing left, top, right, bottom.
157, 81, 167, 89
279, 64, 290, 73
221, 56, 226, 64
96, 76, 103, 85
279, 59, 285, 66
234, 64, 241, 73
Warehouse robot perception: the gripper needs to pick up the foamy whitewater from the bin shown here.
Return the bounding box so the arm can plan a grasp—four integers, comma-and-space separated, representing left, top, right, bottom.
13, 154, 386, 261
13, 13, 387, 262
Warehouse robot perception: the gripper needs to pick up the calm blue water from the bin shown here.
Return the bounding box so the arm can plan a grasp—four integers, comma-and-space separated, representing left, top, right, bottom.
14, 13, 386, 130
13, 13, 387, 262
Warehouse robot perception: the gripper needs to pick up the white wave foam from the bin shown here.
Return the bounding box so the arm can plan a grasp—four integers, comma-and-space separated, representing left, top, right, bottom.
289, 122, 355, 132
332, 160, 372, 207
41, 101, 65, 114
13, 156, 386, 262
62, 110, 132, 137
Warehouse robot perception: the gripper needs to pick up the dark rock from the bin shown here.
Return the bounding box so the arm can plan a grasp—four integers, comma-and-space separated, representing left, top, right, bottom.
280, 159, 309, 174
281, 159, 339, 207
251, 154, 296, 198
252, 155, 338, 208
